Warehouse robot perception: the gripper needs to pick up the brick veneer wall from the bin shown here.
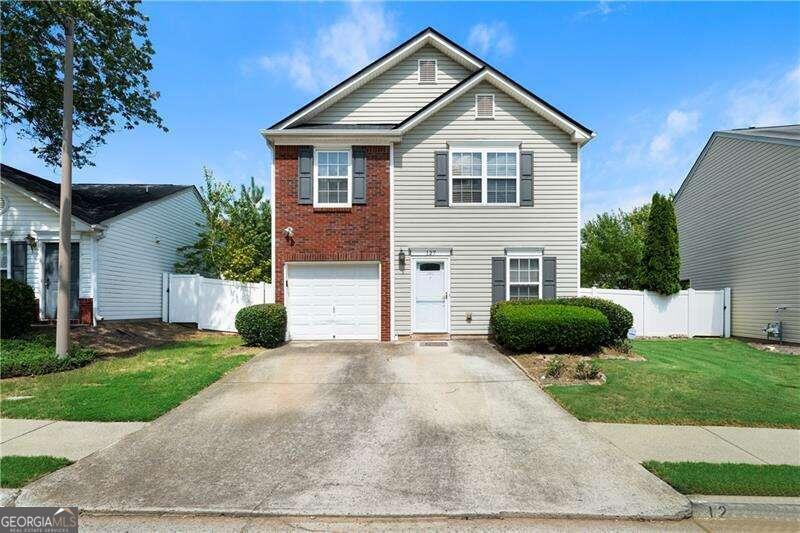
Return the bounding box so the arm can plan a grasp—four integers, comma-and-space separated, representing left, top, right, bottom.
274, 145, 391, 340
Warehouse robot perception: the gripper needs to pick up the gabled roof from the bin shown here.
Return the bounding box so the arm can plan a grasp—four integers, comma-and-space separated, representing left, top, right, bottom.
1, 164, 192, 225
265, 27, 593, 142
674, 124, 800, 201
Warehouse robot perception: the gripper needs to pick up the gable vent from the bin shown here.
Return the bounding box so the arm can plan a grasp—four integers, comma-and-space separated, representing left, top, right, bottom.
418, 59, 437, 84
475, 94, 495, 119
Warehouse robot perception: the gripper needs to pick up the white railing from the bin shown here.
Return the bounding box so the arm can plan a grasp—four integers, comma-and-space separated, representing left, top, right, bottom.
162, 273, 274, 332
577, 287, 731, 338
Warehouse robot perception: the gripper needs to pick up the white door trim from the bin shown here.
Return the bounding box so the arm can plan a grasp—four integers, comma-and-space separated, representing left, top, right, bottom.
410, 256, 450, 334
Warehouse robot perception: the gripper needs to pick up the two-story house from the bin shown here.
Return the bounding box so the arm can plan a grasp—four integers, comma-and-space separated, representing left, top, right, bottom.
262, 27, 594, 341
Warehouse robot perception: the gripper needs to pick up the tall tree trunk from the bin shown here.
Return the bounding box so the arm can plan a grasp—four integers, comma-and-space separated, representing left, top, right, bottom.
56, 18, 74, 358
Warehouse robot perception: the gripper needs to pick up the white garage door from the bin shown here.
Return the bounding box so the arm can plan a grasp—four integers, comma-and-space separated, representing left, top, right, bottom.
286, 263, 380, 340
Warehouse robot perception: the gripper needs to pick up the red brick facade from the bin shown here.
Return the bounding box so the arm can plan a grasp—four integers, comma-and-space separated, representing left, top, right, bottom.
274, 145, 391, 340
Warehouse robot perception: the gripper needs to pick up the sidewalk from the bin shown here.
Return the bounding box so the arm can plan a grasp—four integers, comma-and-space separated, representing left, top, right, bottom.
0, 419, 146, 461
586, 422, 800, 465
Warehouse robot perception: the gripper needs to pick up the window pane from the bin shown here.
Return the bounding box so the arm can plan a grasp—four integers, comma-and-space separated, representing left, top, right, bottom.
318, 178, 348, 204
488, 179, 516, 203
452, 152, 481, 176
487, 152, 516, 177
0, 243, 6, 270
452, 178, 482, 203
510, 284, 539, 300
318, 151, 348, 178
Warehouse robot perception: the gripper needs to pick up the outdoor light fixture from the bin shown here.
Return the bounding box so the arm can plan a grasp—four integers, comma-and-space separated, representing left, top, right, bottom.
398, 248, 406, 270
25, 234, 37, 250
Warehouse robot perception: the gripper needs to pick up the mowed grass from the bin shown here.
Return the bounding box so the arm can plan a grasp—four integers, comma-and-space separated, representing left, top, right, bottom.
547, 339, 800, 428
643, 461, 800, 496
0, 335, 249, 421
0, 456, 73, 488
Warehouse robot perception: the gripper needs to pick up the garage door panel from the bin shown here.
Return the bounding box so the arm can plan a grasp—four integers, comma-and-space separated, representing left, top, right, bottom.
287, 263, 380, 340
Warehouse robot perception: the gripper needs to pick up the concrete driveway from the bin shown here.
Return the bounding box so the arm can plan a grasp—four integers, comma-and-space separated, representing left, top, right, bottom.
19, 340, 689, 519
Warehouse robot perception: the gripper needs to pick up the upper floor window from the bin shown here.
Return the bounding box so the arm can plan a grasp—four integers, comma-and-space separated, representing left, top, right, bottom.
314, 149, 351, 207
418, 59, 437, 84
475, 94, 495, 119
449, 146, 519, 206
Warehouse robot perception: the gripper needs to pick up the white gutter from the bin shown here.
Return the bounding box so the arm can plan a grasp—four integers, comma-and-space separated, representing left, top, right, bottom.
261, 128, 402, 139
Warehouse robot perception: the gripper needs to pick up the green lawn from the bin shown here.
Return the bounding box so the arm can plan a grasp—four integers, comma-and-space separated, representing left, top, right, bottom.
1, 335, 96, 378
643, 461, 800, 496
546, 339, 800, 428
0, 335, 249, 421
0, 456, 73, 488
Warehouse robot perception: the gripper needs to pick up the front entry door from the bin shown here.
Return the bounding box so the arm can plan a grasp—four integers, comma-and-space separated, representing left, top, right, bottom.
44, 242, 79, 320
413, 260, 447, 333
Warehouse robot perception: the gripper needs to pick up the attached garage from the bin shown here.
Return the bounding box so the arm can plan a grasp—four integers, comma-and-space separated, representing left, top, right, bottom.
286, 263, 380, 340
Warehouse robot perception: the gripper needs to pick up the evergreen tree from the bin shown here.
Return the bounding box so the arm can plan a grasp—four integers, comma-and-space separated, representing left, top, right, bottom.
638, 193, 681, 294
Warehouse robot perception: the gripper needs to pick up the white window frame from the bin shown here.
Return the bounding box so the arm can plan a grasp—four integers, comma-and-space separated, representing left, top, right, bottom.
448, 144, 520, 207
313, 147, 352, 208
0, 238, 9, 279
475, 93, 495, 119
417, 58, 437, 84
506, 252, 543, 301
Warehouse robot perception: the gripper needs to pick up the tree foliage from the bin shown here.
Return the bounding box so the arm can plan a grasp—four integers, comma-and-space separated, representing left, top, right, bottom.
638, 193, 681, 295
581, 203, 650, 289
1, 0, 165, 167
175, 168, 272, 283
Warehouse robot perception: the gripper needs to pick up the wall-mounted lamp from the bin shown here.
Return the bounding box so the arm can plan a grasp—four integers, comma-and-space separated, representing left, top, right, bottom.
25, 234, 37, 251
398, 248, 406, 271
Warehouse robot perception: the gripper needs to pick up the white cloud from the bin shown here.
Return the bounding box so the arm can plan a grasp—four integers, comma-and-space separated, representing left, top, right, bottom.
467, 22, 515, 58
648, 109, 700, 160
725, 64, 800, 128
254, 2, 397, 93
578, 1, 625, 18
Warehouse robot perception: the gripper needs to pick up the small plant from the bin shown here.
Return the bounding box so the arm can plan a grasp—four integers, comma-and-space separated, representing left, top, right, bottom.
235, 304, 287, 348
1, 278, 36, 338
573, 359, 601, 380
611, 338, 633, 354
1, 336, 96, 378
545, 356, 567, 379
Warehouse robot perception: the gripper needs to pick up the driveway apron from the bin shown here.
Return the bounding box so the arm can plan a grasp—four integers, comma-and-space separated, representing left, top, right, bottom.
18, 341, 689, 519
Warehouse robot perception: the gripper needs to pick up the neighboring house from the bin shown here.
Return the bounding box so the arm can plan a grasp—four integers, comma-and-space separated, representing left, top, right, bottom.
0, 164, 205, 324
674, 125, 800, 343
262, 27, 594, 341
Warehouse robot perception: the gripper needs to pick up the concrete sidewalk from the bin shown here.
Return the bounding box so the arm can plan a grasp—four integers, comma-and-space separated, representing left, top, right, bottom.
586, 423, 800, 465
1, 419, 146, 461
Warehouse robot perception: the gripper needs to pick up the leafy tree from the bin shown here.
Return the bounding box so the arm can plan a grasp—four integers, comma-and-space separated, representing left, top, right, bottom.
176, 169, 272, 283
638, 193, 681, 295
1, 0, 166, 167
581, 203, 650, 289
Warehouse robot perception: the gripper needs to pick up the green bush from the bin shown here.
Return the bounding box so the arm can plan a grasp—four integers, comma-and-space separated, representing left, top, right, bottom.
545, 356, 567, 378
555, 297, 633, 344
1, 278, 36, 339
1, 335, 96, 377
491, 302, 609, 354
639, 192, 681, 295
235, 304, 287, 348
574, 359, 601, 380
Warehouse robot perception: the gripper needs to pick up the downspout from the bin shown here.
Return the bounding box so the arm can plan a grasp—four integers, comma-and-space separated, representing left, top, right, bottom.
90, 224, 106, 325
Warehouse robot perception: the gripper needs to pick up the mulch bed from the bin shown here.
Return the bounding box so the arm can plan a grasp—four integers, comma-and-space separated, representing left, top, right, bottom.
510, 346, 643, 387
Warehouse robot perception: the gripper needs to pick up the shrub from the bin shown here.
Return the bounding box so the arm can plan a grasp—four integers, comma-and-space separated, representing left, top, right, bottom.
573, 359, 601, 380
491, 302, 609, 353
555, 297, 633, 345
1, 278, 36, 339
545, 356, 567, 378
610, 338, 633, 354
235, 304, 286, 348
1, 335, 96, 377
639, 192, 681, 295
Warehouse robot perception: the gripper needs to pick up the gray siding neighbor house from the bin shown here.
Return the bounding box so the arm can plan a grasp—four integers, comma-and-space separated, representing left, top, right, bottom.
674, 125, 800, 343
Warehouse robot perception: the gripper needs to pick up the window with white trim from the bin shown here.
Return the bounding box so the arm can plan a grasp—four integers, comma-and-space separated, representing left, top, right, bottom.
507, 256, 541, 300
418, 59, 437, 84
314, 149, 351, 207
475, 94, 494, 119
0, 241, 7, 279
449, 146, 519, 206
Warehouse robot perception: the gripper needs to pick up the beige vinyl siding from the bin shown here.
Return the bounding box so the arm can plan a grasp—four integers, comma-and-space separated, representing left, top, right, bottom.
97, 188, 204, 320
310, 46, 471, 124
394, 81, 579, 335
675, 136, 800, 343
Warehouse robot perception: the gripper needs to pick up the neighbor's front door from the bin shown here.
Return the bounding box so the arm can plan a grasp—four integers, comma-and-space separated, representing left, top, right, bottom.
413, 260, 448, 333
43, 242, 79, 320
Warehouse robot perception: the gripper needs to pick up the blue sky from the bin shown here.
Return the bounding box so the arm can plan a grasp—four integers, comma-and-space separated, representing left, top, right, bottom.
4, 1, 799, 220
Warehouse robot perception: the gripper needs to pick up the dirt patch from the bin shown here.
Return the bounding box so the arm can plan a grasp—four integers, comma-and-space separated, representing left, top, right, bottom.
747, 341, 800, 356
510, 347, 644, 387
30, 320, 232, 357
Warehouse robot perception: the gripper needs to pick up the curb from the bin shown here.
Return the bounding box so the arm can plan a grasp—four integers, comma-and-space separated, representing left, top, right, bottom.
690, 495, 800, 520
0, 489, 20, 507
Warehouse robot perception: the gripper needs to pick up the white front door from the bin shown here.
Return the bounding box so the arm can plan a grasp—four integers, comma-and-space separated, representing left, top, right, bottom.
286, 263, 380, 340
413, 260, 448, 333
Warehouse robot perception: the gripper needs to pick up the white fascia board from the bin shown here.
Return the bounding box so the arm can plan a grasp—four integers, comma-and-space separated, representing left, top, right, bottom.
262, 128, 402, 138
272, 32, 482, 130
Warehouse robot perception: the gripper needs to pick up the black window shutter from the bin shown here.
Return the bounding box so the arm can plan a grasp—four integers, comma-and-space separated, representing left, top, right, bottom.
352, 146, 366, 204
298, 146, 313, 204
434, 151, 448, 207
11, 241, 27, 283
542, 256, 557, 300
491, 257, 506, 304
520, 151, 533, 206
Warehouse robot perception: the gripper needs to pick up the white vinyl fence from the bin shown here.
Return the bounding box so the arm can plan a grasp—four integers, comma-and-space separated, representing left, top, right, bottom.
162, 273, 274, 332
578, 287, 731, 338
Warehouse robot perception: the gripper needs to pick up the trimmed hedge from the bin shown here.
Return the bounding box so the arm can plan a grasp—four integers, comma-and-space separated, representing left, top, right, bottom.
1, 278, 36, 339
491, 302, 609, 353
235, 304, 287, 348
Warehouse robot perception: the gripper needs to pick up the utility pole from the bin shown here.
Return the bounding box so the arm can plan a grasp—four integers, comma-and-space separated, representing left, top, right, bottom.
56, 17, 74, 358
